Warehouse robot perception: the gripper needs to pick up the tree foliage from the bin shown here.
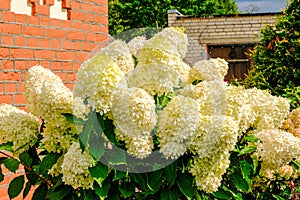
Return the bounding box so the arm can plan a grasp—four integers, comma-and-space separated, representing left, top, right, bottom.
108, 0, 239, 35
244, 0, 300, 109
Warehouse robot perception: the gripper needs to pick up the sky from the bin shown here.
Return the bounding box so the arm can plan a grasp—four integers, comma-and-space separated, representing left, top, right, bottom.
235, 0, 288, 13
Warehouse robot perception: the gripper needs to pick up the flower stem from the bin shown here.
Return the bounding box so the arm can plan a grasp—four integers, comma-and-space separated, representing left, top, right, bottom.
0, 151, 53, 187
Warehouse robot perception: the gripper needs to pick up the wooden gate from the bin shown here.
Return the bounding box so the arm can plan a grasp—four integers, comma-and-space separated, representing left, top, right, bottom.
208, 44, 255, 81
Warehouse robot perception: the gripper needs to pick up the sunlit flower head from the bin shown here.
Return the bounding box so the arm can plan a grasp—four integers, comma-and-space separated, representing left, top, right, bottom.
112, 86, 156, 158
190, 115, 238, 193
74, 53, 124, 115
143, 27, 188, 58
101, 40, 134, 73
255, 129, 300, 177
41, 116, 80, 153
0, 104, 39, 155
61, 142, 95, 189
189, 58, 228, 82
282, 107, 300, 137
24, 65, 62, 117
127, 36, 147, 55
157, 95, 200, 159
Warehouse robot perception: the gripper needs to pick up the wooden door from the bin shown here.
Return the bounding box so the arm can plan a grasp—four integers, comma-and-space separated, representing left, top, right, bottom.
208, 44, 255, 81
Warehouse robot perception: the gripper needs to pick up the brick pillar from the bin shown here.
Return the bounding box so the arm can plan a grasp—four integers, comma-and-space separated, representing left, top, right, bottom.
167, 9, 182, 27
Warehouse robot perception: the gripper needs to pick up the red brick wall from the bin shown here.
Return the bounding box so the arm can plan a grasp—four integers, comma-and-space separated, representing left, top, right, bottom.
0, 0, 109, 109
0, 0, 108, 199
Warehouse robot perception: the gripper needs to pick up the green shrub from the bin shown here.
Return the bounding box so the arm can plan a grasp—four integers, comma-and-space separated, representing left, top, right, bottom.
244, 0, 300, 109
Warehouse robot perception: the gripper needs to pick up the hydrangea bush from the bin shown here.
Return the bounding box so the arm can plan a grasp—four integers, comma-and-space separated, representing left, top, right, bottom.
0, 27, 300, 199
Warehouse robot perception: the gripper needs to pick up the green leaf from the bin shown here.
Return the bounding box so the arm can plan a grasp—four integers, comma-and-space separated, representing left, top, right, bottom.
84, 190, 100, 200
96, 113, 105, 131
161, 187, 178, 200
146, 170, 163, 194
102, 119, 119, 146
131, 173, 147, 191
0, 167, 4, 182
238, 146, 256, 156
109, 193, 120, 200
239, 160, 252, 184
23, 181, 32, 199
94, 178, 110, 198
0, 142, 13, 151
32, 183, 48, 200
232, 173, 250, 192
19, 152, 33, 166
118, 181, 135, 198
103, 147, 126, 166
48, 184, 73, 200
165, 161, 177, 186
40, 153, 61, 177
62, 113, 85, 125
113, 170, 127, 181
88, 131, 105, 161
244, 135, 258, 142
221, 185, 242, 200
3, 158, 19, 173
79, 121, 93, 152
25, 168, 39, 185
176, 173, 194, 199
8, 175, 25, 199
272, 194, 285, 200
292, 160, 300, 169
212, 189, 232, 200
89, 162, 108, 179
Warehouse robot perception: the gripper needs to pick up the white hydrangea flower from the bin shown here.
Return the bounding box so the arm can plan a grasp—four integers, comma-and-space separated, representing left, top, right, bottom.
128, 61, 181, 96
190, 115, 239, 193
42, 116, 80, 153
38, 78, 73, 121
61, 142, 95, 189
143, 27, 188, 58
136, 47, 178, 65
245, 88, 290, 131
176, 84, 202, 99
127, 36, 147, 55
255, 129, 300, 177
225, 85, 256, 133
130, 47, 190, 95
0, 104, 38, 155
276, 165, 294, 180
101, 40, 134, 73
74, 53, 124, 115
125, 135, 154, 159
282, 107, 300, 137
24, 65, 86, 121
191, 152, 231, 193
24, 65, 62, 117
157, 95, 200, 159
192, 115, 239, 156
196, 80, 227, 116
112, 85, 156, 158
189, 58, 229, 82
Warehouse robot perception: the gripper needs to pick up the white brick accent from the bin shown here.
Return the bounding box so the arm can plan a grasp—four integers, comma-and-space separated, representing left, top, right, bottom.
50, 0, 67, 20
10, 0, 32, 16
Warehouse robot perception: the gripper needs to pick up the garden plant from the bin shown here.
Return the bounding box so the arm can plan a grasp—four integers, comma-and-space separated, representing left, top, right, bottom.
0, 12, 300, 200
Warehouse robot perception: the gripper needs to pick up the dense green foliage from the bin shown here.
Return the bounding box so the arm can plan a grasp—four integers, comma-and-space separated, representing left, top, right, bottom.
244, 0, 300, 109
108, 0, 239, 35
1, 109, 300, 200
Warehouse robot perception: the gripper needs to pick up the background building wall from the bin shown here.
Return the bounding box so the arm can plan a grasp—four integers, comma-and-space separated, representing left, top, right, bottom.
168, 10, 278, 64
